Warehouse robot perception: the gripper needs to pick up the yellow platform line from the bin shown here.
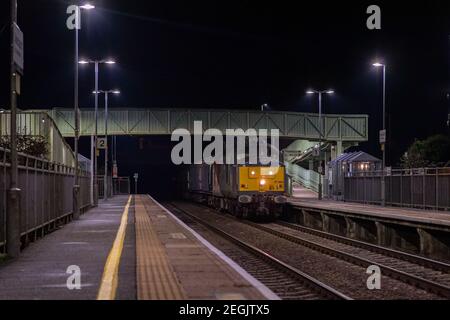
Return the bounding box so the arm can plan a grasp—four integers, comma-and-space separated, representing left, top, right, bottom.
135, 195, 186, 300
97, 195, 132, 300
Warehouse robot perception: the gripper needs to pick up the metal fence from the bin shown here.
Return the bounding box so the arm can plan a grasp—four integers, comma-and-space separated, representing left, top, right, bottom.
113, 177, 131, 195
0, 147, 91, 252
97, 176, 113, 199
96, 176, 131, 199
344, 168, 450, 210
0, 111, 76, 167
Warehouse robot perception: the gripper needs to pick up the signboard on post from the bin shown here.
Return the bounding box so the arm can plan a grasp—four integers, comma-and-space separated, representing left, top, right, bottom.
313, 147, 320, 157
379, 129, 387, 144
113, 162, 118, 178
13, 23, 24, 75
386, 166, 392, 176
133, 173, 139, 194
97, 137, 107, 149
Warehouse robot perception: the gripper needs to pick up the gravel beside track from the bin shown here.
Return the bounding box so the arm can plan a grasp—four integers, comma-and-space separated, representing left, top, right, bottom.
172, 201, 442, 300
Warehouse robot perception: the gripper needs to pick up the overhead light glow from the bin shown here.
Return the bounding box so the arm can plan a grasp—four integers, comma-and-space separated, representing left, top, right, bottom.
104, 60, 116, 64
326, 90, 335, 94
80, 3, 95, 10
112, 90, 120, 94
373, 62, 384, 67
306, 90, 315, 94
78, 60, 89, 64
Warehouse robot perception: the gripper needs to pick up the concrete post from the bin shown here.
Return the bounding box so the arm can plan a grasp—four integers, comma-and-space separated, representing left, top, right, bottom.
308, 159, 314, 171
336, 140, 343, 157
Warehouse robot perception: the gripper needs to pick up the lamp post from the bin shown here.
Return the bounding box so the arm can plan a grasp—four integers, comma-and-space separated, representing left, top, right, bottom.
72, 3, 94, 220
79, 59, 115, 206
7, 0, 20, 258
93, 90, 120, 200
373, 62, 386, 207
306, 89, 334, 200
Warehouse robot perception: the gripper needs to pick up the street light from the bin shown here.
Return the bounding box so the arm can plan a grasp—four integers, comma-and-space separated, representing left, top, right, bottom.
93, 90, 120, 200
72, 3, 95, 221
372, 61, 387, 206
80, 3, 95, 10
306, 89, 334, 200
79, 59, 116, 206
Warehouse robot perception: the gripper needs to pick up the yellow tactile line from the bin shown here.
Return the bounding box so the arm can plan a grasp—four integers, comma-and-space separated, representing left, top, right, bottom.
97, 195, 132, 300
135, 195, 186, 300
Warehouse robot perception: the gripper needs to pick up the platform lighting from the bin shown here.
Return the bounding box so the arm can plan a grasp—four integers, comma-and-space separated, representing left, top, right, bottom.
372, 61, 387, 206
80, 4, 95, 10
92, 90, 121, 200
305, 89, 335, 200
73, 3, 95, 221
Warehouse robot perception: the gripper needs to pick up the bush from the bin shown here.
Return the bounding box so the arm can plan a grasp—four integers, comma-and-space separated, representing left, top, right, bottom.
401, 134, 450, 168
0, 135, 49, 159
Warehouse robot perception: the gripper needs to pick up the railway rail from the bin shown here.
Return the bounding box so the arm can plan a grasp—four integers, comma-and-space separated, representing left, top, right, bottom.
236, 217, 450, 299
166, 203, 351, 300
252, 221, 450, 298
174, 201, 450, 299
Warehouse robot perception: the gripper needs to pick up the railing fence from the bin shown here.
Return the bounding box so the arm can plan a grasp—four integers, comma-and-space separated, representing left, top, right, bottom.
344, 168, 450, 210
0, 148, 90, 253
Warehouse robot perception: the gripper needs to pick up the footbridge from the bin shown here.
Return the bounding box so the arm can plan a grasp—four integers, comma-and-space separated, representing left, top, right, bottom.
2, 108, 369, 195
45, 108, 368, 142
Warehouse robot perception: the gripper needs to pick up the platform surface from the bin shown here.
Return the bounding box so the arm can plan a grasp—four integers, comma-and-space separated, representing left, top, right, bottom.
135, 195, 274, 300
0, 195, 274, 300
290, 187, 450, 228
0, 196, 134, 300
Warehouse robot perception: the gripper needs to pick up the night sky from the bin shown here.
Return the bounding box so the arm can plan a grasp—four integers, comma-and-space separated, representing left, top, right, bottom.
1, 0, 450, 195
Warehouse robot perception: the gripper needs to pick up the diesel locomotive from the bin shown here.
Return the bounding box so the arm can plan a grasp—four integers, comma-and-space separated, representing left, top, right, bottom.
185, 163, 287, 219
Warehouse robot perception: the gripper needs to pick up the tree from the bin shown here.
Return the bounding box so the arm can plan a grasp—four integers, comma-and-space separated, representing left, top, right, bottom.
401, 134, 450, 168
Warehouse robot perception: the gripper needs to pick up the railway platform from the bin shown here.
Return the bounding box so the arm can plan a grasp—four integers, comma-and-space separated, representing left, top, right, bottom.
0, 195, 275, 300
288, 187, 450, 261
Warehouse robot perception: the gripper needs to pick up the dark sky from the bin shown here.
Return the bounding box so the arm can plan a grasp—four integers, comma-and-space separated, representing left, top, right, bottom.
1, 0, 450, 166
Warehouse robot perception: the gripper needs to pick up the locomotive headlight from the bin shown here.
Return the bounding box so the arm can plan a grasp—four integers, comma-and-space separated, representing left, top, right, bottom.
260, 179, 266, 186
251, 171, 256, 175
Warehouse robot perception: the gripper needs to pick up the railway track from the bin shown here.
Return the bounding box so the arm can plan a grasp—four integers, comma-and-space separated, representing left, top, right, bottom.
166, 203, 351, 300
239, 221, 450, 299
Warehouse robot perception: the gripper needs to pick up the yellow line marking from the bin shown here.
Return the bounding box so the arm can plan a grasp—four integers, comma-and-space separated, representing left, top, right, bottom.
97, 195, 132, 300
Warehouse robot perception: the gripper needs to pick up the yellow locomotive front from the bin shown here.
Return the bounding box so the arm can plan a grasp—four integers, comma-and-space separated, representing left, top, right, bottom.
237, 166, 287, 218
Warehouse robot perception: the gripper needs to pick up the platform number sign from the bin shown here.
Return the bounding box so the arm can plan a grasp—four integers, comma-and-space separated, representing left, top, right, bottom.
379, 129, 386, 144
97, 137, 107, 150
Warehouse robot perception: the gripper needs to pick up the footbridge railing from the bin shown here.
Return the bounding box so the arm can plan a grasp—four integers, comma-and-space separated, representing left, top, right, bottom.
45, 108, 369, 142
285, 162, 322, 193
